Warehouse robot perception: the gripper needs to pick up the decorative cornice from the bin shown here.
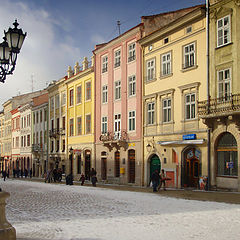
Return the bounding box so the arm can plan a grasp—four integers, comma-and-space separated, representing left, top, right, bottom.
178, 82, 201, 92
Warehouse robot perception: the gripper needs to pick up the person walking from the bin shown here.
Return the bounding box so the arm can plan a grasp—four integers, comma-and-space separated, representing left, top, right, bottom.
2, 170, 7, 181
91, 174, 97, 187
80, 174, 85, 186
158, 169, 167, 191
151, 169, 160, 192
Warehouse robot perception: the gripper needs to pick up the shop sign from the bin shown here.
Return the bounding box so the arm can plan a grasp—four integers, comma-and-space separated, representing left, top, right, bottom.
183, 134, 196, 140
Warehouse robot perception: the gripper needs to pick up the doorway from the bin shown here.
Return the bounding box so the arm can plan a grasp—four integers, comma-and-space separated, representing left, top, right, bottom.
150, 154, 161, 183
85, 150, 91, 180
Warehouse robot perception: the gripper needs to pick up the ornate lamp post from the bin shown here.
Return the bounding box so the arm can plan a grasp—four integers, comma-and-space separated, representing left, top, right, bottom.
0, 20, 26, 83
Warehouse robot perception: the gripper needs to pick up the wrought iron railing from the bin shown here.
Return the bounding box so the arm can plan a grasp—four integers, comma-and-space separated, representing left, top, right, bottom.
99, 130, 128, 142
49, 128, 65, 138
32, 144, 43, 153
198, 94, 240, 117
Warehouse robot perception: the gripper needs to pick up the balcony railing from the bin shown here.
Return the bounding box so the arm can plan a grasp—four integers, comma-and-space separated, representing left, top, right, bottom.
49, 128, 65, 138
128, 55, 136, 62
32, 144, 43, 153
99, 130, 128, 142
198, 94, 240, 117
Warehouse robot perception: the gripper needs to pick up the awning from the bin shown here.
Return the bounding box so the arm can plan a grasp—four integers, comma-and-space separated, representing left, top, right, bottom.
157, 139, 205, 146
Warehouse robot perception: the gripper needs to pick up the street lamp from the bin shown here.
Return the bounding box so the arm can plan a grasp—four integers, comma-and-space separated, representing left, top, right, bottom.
0, 20, 27, 83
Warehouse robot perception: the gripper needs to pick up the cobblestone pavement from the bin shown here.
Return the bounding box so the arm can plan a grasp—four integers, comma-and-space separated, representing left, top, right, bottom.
1, 179, 240, 240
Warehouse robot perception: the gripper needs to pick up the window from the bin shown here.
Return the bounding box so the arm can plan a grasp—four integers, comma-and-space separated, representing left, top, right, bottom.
115, 80, 121, 100
128, 42, 136, 62
217, 133, 238, 177
163, 99, 171, 123
21, 136, 23, 147
185, 93, 196, 120
146, 59, 155, 81
16, 137, 19, 148
114, 114, 121, 139
217, 15, 230, 47
114, 49, 121, 67
56, 118, 60, 131
128, 111, 136, 131
44, 109, 47, 122
102, 85, 108, 103
61, 92, 66, 106
56, 140, 59, 152
218, 69, 231, 101
183, 43, 195, 69
186, 26, 192, 34
40, 110, 42, 122
147, 103, 155, 125
24, 135, 26, 147
51, 140, 54, 152
102, 116, 107, 134
85, 81, 91, 101
76, 85, 82, 104
36, 113, 38, 124
40, 131, 42, 146
77, 116, 82, 135
69, 89, 74, 106
69, 118, 74, 136
27, 134, 30, 146
36, 132, 38, 144
164, 37, 169, 44
102, 56, 108, 73
62, 116, 66, 130
86, 114, 91, 134
128, 75, 136, 96
50, 97, 54, 111
55, 94, 60, 109
62, 139, 65, 152
161, 52, 171, 76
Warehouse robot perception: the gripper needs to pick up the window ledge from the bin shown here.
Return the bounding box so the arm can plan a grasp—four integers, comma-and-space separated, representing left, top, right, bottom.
181, 118, 198, 123
160, 73, 173, 80
145, 78, 157, 84
216, 42, 233, 50
181, 65, 198, 73
160, 121, 175, 125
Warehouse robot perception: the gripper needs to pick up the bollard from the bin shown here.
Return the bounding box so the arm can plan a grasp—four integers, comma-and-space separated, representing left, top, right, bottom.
0, 191, 16, 240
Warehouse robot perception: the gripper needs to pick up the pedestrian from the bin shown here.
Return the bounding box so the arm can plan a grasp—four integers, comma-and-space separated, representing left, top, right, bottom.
90, 168, 97, 181
13, 169, 16, 178
2, 170, 7, 181
158, 169, 167, 191
151, 169, 160, 192
91, 174, 97, 187
30, 168, 32, 178
80, 173, 85, 186
24, 168, 28, 178
17, 169, 20, 178
66, 173, 73, 185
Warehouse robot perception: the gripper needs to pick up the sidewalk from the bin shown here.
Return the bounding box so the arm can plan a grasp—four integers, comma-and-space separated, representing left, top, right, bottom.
10, 177, 240, 204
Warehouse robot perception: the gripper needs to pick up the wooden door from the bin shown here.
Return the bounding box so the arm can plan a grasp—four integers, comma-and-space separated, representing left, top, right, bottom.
186, 158, 199, 187
101, 157, 107, 180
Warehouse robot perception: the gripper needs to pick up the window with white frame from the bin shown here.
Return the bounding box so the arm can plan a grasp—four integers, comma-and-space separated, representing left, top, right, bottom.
85, 81, 91, 101
183, 42, 195, 69
128, 111, 136, 131
185, 93, 196, 120
218, 68, 231, 100
161, 52, 171, 76
102, 56, 108, 73
128, 75, 136, 96
217, 15, 231, 47
114, 49, 121, 67
102, 85, 108, 103
146, 59, 155, 81
128, 42, 136, 62
76, 85, 82, 104
86, 114, 91, 134
114, 114, 121, 139
115, 80, 121, 100
101, 116, 107, 134
147, 102, 155, 125
55, 94, 59, 109
162, 99, 171, 123
61, 92, 66, 106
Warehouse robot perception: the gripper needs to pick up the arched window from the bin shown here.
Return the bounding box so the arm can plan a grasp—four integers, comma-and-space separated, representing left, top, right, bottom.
217, 132, 238, 177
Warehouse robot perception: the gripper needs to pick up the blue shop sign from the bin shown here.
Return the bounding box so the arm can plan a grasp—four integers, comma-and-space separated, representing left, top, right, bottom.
226, 162, 234, 169
182, 134, 196, 140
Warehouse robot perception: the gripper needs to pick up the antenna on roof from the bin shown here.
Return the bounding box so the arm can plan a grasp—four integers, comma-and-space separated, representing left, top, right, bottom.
117, 20, 121, 36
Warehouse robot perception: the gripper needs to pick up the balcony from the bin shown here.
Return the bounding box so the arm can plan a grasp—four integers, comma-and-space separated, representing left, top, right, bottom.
49, 128, 65, 138
198, 94, 240, 118
32, 144, 43, 153
99, 130, 128, 151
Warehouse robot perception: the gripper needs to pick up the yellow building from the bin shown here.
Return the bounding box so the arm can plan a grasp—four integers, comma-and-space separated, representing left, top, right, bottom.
198, 0, 240, 191
47, 77, 67, 173
139, 5, 208, 188
66, 57, 95, 180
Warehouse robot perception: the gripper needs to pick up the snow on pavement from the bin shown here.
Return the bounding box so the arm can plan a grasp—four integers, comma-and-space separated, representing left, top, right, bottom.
1, 179, 240, 240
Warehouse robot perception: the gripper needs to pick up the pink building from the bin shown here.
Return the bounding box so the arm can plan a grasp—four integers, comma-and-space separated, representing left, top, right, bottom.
94, 24, 143, 185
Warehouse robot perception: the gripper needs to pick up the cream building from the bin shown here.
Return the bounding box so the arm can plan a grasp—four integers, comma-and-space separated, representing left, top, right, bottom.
139, 5, 208, 188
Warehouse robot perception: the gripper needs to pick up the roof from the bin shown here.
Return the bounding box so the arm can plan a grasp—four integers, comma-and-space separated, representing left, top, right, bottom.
32, 93, 49, 107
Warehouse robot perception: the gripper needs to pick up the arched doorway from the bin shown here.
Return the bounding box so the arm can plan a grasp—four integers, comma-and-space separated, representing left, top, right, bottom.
216, 132, 238, 177
182, 148, 201, 188
128, 149, 135, 183
150, 154, 161, 183
85, 150, 91, 180
101, 151, 107, 180
114, 151, 120, 177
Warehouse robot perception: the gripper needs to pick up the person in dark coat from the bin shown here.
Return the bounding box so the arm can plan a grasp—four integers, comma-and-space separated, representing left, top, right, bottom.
91, 174, 97, 187
2, 170, 7, 181
80, 174, 85, 186
24, 168, 28, 178
30, 168, 32, 178
151, 169, 160, 192
66, 173, 73, 185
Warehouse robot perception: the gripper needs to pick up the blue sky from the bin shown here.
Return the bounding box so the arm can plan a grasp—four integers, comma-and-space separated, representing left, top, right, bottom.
0, 0, 205, 108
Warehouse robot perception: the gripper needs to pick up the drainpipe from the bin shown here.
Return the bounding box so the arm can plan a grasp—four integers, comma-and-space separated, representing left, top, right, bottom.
206, 0, 211, 190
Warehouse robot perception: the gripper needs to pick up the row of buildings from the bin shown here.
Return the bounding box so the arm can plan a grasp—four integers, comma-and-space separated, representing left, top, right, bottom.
0, 0, 239, 191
